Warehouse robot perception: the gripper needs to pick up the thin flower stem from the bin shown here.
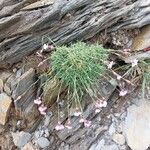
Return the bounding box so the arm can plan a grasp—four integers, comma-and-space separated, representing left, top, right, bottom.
142, 76, 146, 100
56, 81, 63, 122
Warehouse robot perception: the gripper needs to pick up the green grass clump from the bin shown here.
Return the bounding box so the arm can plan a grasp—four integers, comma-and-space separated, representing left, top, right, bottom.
50, 42, 108, 105
141, 60, 150, 99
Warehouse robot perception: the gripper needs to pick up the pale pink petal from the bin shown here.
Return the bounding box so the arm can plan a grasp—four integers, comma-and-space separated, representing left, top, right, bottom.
55, 123, 64, 131
95, 101, 103, 108
101, 101, 107, 107
117, 75, 122, 80
65, 125, 72, 129
65, 119, 72, 129
74, 111, 82, 117
123, 49, 130, 52
40, 111, 47, 115
43, 44, 49, 50
34, 99, 42, 105
38, 105, 47, 112
95, 101, 102, 108
108, 61, 114, 69
95, 109, 101, 113
84, 120, 91, 128
131, 59, 138, 67
79, 118, 85, 123
119, 90, 128, 96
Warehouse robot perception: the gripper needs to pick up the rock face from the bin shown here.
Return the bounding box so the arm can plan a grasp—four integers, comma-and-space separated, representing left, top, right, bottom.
0, 93, 12, 125
21, 142, 35, 150
102, 144, 119, 150
131, 25, 150, 51
112, 133, 125, 145
0, 0, 150, 68
12, 68, 36, 111
89, 139, 105, 150
123, 100, 150, 150
43, 78, 64, 106
21, 0, 54, 11
0, 79, 3, 92
36, 137, 50, 148
11, 131, 31, 148
0, 71, 12, 82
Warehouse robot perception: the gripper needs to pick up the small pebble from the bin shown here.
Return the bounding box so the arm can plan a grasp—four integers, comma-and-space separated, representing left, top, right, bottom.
13, 68, 17, 73
112, 133, 126, 145
44, 128, 49, 137
36, 137, 50, 148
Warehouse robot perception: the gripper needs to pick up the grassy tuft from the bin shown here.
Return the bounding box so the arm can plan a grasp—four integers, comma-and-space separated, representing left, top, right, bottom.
50, 42, 108, 105
141, 60, 150, 99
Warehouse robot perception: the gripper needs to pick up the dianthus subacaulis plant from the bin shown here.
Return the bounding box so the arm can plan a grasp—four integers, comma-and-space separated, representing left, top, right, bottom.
51, 42, 108, 101
50, 42, 109, 129
34, 42, 142, 130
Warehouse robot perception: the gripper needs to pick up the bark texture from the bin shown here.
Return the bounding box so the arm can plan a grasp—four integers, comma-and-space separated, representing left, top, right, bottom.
0, 0, 150, 68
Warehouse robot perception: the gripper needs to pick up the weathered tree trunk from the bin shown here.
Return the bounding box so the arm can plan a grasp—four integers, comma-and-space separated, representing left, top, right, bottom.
0, 0, 150, 68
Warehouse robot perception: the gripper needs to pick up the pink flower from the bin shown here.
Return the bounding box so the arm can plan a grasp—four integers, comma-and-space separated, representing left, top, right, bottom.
119, 89, 127, 96
43, 44, 49, 50
95, 100, 107, 108
117, 75, 122, 80
95, 101, 102, 108
84, 120, 91, 128
108, 61, 114, 69
95, 108, 101, 113
55, 122, 65, 131
123, 49, 130, 55
40, 111, 47, 115
34, 97, 42, 105
101, 101, 107, 107
123, 48, 130, 52
65, 119, 72, 129
65, 124, 72, 129
79, 118, 85, 123
74, 111, 82, 117
131, 59, 138, 67
38, 104, 47, 113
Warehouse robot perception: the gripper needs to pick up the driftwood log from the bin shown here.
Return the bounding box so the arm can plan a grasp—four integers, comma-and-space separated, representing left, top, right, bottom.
0, 0, 150, 68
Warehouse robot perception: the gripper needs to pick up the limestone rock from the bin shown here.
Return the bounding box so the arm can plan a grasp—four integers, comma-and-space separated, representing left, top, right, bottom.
0, 71, 12, 82
132, 25, 150, 51
21, 0, 54, 10
90, 140, 119, 150
12, 68, 35, 99
36, 137, 50, 148
5, 74, 16, 91
89, 139, 105, 150
12, 68, 36, 111
112, 133, 125, 145
16, 68, 23, 78
102, 144, 119, 150
109, 123, 116, 135
123, 100, 150, 150
12, 131, 31, 148
3, 84, 11, 95
43, 78, 65, 106
0, 125, 5, 133
0, 79, 3, 92
21, 142, 35, 150
0, 93, 12, 125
